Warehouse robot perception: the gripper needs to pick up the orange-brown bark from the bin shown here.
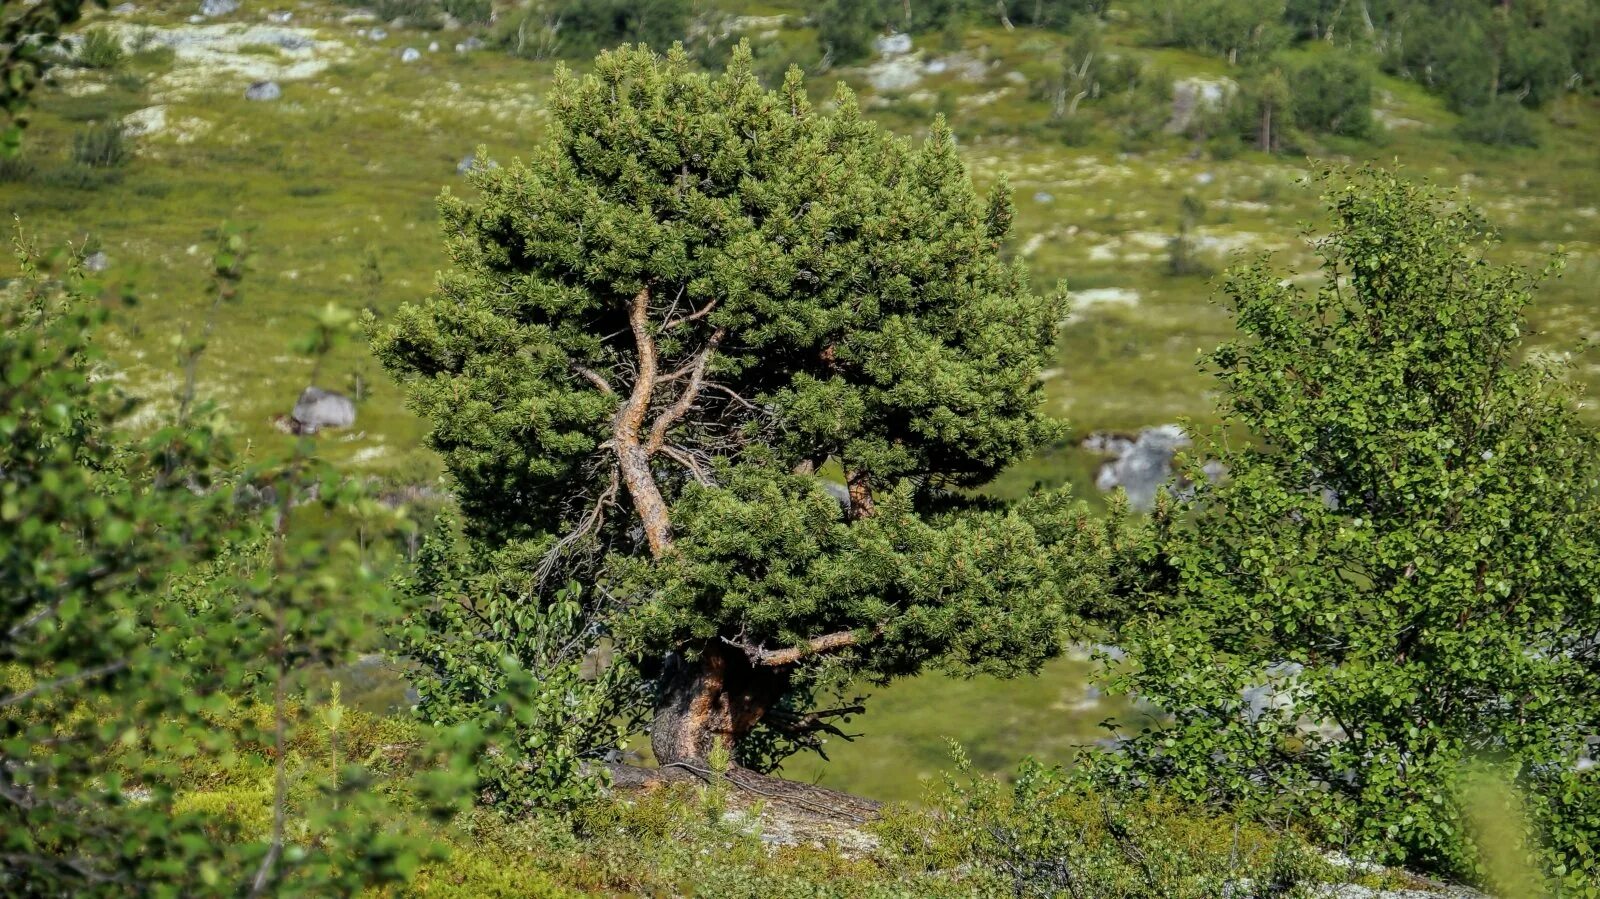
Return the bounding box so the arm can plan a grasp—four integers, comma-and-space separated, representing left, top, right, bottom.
614, 285, 674, 558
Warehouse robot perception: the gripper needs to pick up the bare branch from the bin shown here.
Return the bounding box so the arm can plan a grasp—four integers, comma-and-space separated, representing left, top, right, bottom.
0, 661, 127, 710
572, 363, 616, 395
646, 327, 727, 454
535, 470, 620, 587
664, 297, 720, 331
659, 445, 715, 486
721, 626, 881, 667
706, 381, 759, 412
765, 704, 866, 738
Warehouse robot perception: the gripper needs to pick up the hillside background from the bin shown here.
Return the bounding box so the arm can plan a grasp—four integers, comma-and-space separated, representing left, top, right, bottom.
5, 0, 1597, 802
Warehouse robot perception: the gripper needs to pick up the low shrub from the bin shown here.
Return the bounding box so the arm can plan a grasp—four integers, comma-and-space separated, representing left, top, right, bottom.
878, 749, 1352, 898
71, 121, 130, 168
0, 153, 37, 183
75, 27, 126, 70
1456, 97, 1541, 147
441, 0, 490, 25
39, 162, 123, 190
376, 0, 444, 28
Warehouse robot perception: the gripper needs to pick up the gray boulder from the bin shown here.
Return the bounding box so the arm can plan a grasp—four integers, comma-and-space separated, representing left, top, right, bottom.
819, 480, 850, 512
245, 80, 281, 101
400, 47, 421, 62
266, 9, 292, 22
1093, 424, 1189, 510
199, 0, 238, 16
112, 2, 138, 13
291, 387, 356, 434
455, 35, 484, 53
1087, 424, 1217, 511
276, 34, 311, 50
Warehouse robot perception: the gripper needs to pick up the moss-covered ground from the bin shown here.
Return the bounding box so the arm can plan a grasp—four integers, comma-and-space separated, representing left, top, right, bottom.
6, 0, 1598, 802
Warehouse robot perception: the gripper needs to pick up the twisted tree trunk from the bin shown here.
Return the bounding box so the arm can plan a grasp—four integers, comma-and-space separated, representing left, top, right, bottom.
650, 642, 787, 766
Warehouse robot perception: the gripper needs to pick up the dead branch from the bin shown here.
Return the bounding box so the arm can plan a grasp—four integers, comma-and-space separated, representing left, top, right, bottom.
721, 627, 881, 668
765, 704, 866, 738
646, 327, 727, 454
706, 381, 759, 412
663, 297, 720, 331
535, 470, 620, 588
659, 445, 715, 486
572, 363, 616, 395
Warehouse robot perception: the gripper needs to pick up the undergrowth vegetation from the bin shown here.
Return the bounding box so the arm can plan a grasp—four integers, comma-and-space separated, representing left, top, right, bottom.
2, 0, 1599, 894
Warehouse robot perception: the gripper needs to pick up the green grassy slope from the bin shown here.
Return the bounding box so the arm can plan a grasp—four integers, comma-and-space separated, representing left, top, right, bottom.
5, 0, 1598, 801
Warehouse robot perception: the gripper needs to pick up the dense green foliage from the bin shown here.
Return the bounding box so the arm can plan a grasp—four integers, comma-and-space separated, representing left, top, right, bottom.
395, 522, 647, 811
374, 43, 1106, 788
0, 238, 473, 894
0, 0, 104, 153
496, 0, 690, 60
1287, 52, 1372, 138
880, 748, 1347, 897
1106, 169, 1600, 886
1148, 0, 1290, 65
1, 241, 237, 894
9, 0, 1600, 886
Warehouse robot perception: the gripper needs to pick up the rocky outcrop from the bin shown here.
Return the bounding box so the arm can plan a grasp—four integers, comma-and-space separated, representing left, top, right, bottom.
1084, 425, 1226, 510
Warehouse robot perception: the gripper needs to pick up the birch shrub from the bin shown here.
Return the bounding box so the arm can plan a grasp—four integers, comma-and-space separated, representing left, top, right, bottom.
1106, 168, 1600, 887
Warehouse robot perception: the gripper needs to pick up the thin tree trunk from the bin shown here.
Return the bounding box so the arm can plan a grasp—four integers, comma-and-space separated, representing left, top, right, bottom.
846, 469, 876, 520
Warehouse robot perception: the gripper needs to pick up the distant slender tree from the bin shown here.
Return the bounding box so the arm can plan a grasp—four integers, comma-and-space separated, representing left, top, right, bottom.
375, 45, 1108, 772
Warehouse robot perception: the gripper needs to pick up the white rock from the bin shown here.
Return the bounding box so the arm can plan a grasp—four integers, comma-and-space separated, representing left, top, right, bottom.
865, 56, 922, 92
292, 387, 356, 433
122, 104, 168, 136
1087, 424, 1196, 511
875, 32, 912, 56
266, 10, 291, 22
199, 0, 238, 17
97, 22, 351, 98
400, 47, 420, 62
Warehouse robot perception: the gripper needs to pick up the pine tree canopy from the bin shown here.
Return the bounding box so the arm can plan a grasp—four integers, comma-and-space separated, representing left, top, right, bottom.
374, 43, 1106, 767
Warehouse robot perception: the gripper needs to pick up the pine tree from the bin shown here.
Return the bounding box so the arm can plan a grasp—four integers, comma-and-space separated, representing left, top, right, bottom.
374, 44, 1108, 772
